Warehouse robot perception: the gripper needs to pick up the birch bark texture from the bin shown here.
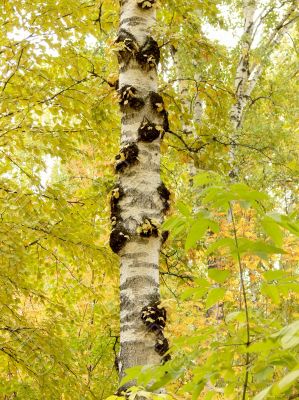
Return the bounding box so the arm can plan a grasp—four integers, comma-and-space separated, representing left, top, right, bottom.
170, 46, 203, 174
171, 46, 203, 134
110, 0, 170, 388
230, 0, 256, 132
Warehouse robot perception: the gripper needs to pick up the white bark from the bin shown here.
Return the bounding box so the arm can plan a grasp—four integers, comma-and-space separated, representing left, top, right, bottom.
171, 48, 203, 132
171, 48, 203, 177
110, 0, 170, 391
193, 90, 203, 126
230, 0, 256, 131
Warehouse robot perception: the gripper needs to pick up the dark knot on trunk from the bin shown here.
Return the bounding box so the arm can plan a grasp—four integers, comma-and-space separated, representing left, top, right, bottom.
115, 143, 139, 172
138, 117, 162, 142
110, 224, 130, 254
136, 37, 160, 70
137, 0, 156, 9
118, 85, 145, 111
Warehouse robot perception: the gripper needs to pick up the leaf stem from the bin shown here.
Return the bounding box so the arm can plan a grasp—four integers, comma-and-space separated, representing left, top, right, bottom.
229, 202, 251, 400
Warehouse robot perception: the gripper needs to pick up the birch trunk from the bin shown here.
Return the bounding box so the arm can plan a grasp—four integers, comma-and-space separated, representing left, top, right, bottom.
170, 46, 203, 175
229, 0, 256, 177
230, 0, 256, 127
110, 0, 170, 391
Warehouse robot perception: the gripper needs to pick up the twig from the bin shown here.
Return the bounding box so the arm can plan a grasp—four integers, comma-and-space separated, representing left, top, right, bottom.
2, 48, 24, 93
229, 202, 251, 400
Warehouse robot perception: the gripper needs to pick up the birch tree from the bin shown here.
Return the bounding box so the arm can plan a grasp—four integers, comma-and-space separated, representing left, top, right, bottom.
229, 0, 298, 176
0, 1, 298, 399
109, 0, 170, 388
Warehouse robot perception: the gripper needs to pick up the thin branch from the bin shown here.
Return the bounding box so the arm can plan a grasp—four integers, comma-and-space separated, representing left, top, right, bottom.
0, 186, 85, 206
0, 150, 34, 180
160, 271, 194, 281
168, 130, 209, 153
1, 48, 24, 93
212, 137, 273, 161
229, 202, 251, 400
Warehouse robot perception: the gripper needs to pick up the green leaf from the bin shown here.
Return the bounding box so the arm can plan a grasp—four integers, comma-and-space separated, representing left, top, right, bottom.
261, 217, 283, 246
272, 320, 299, 349
207, 238, 236, 255
263, 270, 286, 281
281, 335, 299, 350
193, 171, 221, 187
230, 183, 268, 203
162, 215, 186, 237
272, 320, 299, 338
181, 287, 207, 300
225, 311, 245, 323
208, 268, 230, 283
254, 367, 273, 383
276, 369, 299, 392
192, 382, 205, 400
119, 366, 143, 386
177, 201, 191, 217
185, 216, 219, 250
185, 220, 209, 250
183, 379, 205, 398
181, 279, 210, 300
162, 215, 184, 230
270, 214, 299, 237
247, 340, 275, 354
206, 287, 226, 308
253, 386, 272, 400
237, 238, 285, 260
202, 187, 231, 208
261, 283, 280, 304
204, 392, 215, 400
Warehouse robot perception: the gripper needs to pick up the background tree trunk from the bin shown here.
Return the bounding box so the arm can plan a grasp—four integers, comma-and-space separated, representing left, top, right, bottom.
229, 0, 297, 176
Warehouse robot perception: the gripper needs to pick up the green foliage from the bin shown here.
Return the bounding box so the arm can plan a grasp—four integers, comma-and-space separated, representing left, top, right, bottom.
0, 0, 298, 399
0, 0, 120, 397
132, 171, 299, 399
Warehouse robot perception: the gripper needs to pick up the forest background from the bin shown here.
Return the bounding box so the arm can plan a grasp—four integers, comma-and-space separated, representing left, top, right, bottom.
0, 0, 298, 399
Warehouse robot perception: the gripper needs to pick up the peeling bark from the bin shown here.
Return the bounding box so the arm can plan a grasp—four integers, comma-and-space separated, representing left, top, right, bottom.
111, 0, 170, 391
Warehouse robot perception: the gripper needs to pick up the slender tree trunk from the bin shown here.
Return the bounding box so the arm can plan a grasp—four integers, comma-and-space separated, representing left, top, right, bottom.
230, 0, 256, 128
170, 46, 203, 174
229, 0, 256, 177
110, 0, 170, 391
172, 57, 203, 134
